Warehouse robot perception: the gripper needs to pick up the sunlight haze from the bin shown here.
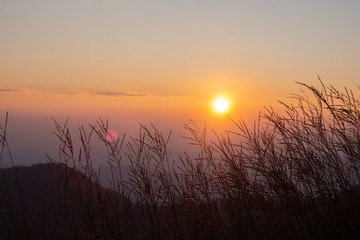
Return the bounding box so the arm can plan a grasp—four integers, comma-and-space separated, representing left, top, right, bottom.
0, 0, 360, 166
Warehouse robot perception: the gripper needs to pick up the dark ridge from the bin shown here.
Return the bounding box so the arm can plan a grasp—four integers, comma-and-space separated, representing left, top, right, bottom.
0, 162, 134, 239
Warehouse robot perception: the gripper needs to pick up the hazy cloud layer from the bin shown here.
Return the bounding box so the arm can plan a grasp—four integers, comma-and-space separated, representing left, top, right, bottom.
0, 88, 22, 92
94, 91, 147, 97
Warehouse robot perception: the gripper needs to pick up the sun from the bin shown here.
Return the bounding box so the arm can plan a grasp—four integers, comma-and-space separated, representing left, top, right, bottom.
213, 97, 230, 113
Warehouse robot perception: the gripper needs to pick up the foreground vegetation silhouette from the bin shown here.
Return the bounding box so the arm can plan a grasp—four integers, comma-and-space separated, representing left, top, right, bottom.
1, 80, 360, 239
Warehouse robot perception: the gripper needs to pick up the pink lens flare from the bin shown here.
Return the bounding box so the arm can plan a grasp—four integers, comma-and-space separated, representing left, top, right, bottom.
105, 130, 118, 141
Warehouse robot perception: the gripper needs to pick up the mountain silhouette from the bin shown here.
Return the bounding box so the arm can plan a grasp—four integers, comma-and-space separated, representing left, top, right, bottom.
0, 162, 135, 239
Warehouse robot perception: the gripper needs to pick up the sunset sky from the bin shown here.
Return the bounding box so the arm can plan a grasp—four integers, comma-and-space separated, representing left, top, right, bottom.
1, 1, 360, 166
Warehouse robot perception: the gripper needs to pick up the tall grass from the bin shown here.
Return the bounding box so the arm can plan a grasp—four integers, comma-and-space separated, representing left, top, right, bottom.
1, 80, 360, 239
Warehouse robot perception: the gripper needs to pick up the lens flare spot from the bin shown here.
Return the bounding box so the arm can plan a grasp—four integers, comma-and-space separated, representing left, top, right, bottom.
106, 130, 118, 141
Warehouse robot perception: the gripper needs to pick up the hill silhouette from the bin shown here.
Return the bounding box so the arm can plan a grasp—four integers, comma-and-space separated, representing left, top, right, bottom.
0, 163, 103, 212
0, 162, 134, 239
